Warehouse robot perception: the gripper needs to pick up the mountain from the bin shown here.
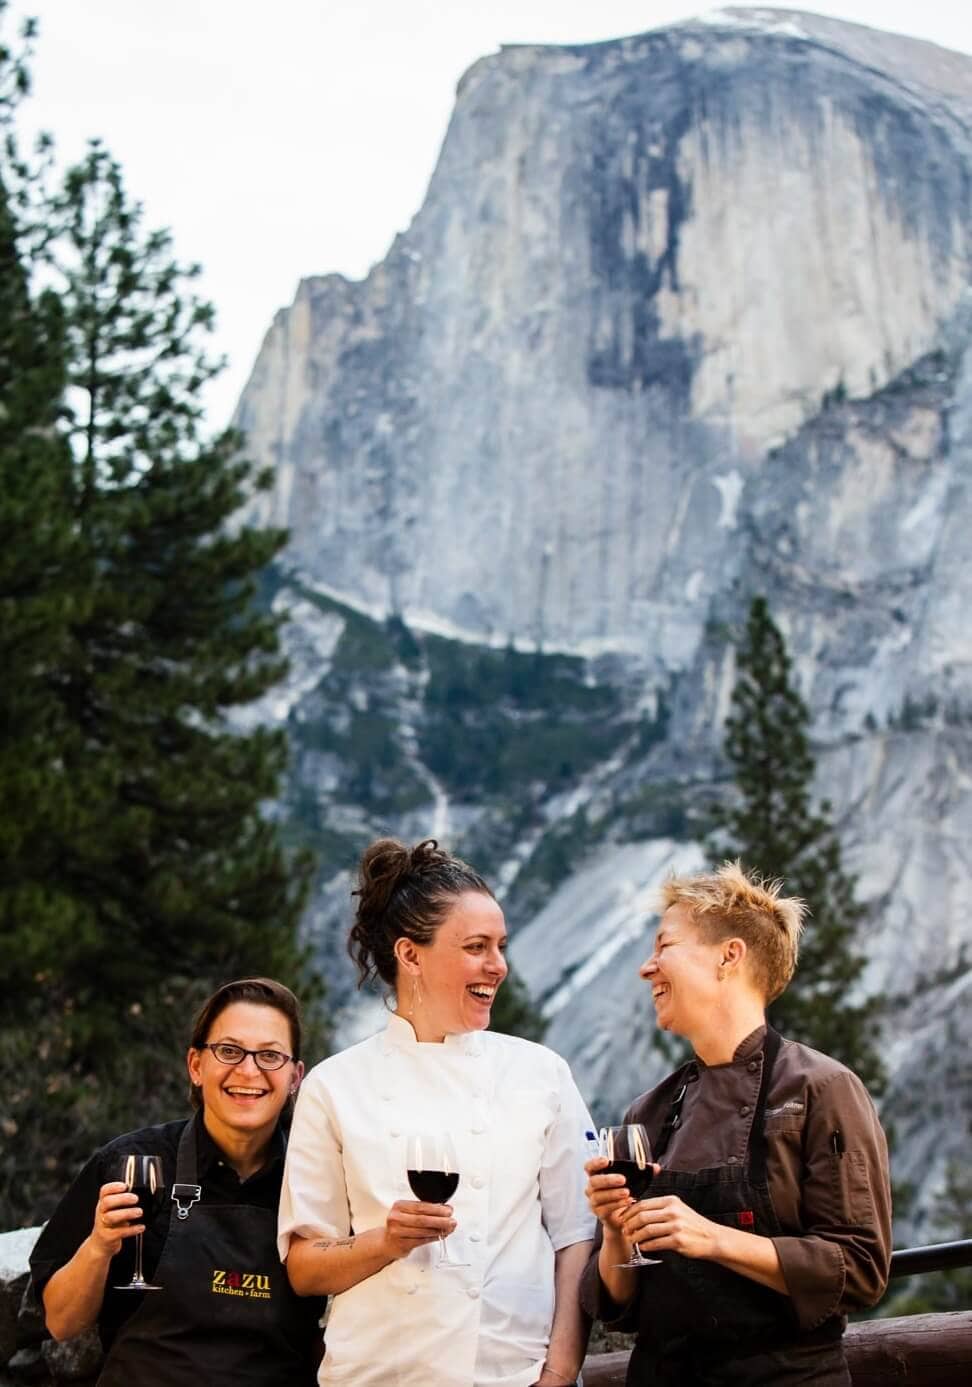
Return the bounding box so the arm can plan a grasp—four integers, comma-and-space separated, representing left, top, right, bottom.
233, 8, 972, 1240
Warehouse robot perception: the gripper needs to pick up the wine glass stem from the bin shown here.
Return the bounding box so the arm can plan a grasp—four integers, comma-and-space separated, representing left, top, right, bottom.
134, 1231, 145, 1285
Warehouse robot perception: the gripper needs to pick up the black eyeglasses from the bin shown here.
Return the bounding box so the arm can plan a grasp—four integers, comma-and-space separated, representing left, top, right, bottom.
199, 1042, 295, 1072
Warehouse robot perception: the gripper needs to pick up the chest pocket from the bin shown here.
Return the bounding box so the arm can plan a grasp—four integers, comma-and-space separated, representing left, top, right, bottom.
763, 1100, 806, 1152
763, 1099, 805, 1133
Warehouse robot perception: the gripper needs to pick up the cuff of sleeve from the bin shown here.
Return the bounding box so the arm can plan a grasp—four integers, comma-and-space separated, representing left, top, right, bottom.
773, 1235, 846, 1330
551, 1226, 596, 1254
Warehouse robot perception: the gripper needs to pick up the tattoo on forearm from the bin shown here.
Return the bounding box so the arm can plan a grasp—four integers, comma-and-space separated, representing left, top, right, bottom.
311, 1235, 356, 1250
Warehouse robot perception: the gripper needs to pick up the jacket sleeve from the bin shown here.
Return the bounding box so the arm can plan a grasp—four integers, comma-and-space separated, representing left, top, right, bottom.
276, 1073, 351, 1262
29, 1148, 107, 1297
771, 1067, 892, 1329
538, 1056, 597, 1251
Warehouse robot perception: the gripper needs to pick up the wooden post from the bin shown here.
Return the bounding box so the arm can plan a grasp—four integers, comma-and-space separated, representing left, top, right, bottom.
580, 1311, 972, 1385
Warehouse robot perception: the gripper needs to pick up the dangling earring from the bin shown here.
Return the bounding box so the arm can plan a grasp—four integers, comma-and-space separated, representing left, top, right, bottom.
411, 974, 423, 1015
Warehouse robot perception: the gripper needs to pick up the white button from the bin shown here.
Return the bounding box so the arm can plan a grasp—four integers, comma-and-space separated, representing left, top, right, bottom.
381, 1093, 392, 1102
406, 1285, 418, 1296
467, 1287, 480, 1299
469, 1232, 481, 1242
471, 1176, 484, 1189
471, 1124, 486, 1134
390, 1128, 400, 1137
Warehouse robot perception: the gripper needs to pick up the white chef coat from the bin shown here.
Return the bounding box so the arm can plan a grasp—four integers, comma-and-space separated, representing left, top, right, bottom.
278, 1013, 595, 1387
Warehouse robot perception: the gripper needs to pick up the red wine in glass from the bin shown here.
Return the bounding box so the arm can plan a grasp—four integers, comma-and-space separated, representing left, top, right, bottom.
405, 1132, 467, 1268
113, 1154, 166, 1291
407, 1169, 460, 1204
599, 1125, 661, 1268
602, 1158, 654, 1201
128, 1181, 167, 1219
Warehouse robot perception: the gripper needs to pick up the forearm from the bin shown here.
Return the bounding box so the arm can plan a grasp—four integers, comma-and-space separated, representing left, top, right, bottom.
596, 1225, 638, 1316
541, 1241, 593, 1383
709, 1227, 788, 1295
43, 1237, 113, 1340
285, 1228, 397, 1296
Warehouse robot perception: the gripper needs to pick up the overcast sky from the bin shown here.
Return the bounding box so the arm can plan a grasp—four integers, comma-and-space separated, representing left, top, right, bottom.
9, 1, 972, 431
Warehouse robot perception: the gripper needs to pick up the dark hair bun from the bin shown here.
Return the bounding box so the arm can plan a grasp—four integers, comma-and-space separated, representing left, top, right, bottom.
348, 838, 492, 990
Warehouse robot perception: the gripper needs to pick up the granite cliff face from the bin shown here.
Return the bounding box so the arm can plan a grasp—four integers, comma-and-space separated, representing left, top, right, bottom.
235, 9, 972, 1239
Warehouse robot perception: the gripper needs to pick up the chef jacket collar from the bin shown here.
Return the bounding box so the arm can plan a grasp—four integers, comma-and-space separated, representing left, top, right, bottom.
382, 1010, 485, 1057
694, 1022, 768, 1069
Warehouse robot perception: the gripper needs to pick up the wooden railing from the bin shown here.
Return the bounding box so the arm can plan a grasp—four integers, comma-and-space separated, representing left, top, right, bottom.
582, 1240, 972, 1386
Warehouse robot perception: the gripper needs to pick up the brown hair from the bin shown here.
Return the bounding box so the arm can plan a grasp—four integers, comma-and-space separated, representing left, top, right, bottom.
659, 861, 806, 1002
188, 977, 303, 1110
348, 837, 494, 988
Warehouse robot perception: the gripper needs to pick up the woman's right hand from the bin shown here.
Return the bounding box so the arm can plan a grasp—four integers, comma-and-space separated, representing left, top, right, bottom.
90, 1181, 144, 1258
383, 1199, 456, 1260
584, 1155, 633, 1231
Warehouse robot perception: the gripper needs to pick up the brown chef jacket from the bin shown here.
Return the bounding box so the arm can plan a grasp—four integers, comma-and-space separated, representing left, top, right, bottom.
580, 1025, 892, 1334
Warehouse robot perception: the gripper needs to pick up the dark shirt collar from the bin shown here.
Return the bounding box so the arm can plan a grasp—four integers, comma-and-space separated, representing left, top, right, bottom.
694, 1023, 768, 1069
194, 1111, 287, 1182
733, 1023, 768, 1061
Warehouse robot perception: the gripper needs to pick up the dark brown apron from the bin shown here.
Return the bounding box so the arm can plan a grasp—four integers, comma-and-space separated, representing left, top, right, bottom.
625, 1027, 849, 1387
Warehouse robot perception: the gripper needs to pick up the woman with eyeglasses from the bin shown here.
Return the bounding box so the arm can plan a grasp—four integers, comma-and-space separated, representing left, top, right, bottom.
30, 977, 325, 1386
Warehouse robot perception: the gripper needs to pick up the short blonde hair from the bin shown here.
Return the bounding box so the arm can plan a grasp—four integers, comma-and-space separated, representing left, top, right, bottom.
659, 861, 805, 1002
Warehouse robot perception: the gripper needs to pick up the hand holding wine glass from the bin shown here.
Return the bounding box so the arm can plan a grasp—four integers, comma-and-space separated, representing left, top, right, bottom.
111, 1154, 166, 1291
405, 1131, 467, 1269
90, 1181, 143, 1260
598, 1125, 661, 1267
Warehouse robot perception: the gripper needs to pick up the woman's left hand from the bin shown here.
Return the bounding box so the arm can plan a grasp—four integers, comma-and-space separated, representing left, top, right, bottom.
619, 1193, 722, 1260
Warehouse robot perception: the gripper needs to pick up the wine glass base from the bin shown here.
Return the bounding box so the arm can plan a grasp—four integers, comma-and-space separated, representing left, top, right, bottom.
615, 1256, 662, 1268
114, 1281, 164, 1291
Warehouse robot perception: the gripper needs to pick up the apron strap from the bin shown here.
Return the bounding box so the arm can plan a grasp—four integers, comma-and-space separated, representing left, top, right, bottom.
653, 1060, 700, 1161
171, 1113, 203, 1221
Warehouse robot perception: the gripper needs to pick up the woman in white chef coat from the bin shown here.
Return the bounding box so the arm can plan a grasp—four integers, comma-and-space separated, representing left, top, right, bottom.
279, 837, 595, 1387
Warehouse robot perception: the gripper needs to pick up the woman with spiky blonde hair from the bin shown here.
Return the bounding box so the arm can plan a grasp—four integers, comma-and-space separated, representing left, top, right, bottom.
580, 862, 892, 1386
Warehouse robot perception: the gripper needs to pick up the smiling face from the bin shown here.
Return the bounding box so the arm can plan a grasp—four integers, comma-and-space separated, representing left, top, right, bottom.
186, 1000, 303, 1152
396, 890, 509, 1040
640, 902, 726, 1040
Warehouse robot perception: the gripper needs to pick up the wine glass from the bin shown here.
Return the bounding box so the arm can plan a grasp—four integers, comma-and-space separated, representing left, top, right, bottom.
405, 1131, 467, 1269
599, 1125, 661, 1268
112, 1154, 166, 1290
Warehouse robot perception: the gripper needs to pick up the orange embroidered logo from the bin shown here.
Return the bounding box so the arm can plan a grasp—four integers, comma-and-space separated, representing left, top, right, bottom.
211, 1269, 272, 1299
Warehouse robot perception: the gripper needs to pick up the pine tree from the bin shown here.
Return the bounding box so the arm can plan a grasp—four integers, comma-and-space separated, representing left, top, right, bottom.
710, 596, 884, 1091
0, 2, 91, 1022
0, 177, 86, 1003
36, 141, 318, 1044
0, 133, 322, 1224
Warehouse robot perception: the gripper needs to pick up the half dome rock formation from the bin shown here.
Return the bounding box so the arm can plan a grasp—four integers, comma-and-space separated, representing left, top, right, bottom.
234, 9, 972, 1239
237, 7, 971, 663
